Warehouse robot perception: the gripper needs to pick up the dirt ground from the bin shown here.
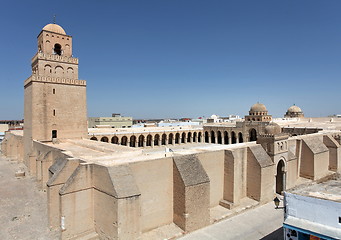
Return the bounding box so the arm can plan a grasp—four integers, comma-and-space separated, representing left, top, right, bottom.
0, 153, 59, 240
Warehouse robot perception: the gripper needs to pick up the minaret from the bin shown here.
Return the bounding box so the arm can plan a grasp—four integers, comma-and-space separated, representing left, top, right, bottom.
24, 23, 87, 166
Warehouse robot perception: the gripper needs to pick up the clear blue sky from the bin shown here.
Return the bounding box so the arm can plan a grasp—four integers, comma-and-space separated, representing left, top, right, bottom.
1, 0, 340, 119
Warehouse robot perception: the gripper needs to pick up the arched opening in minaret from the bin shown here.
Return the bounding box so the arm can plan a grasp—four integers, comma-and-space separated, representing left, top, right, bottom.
54, 43, 62, 55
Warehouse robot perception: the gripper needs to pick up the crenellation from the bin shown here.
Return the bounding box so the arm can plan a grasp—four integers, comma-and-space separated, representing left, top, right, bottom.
32, 52, 78, 64
24, 75, 86, 87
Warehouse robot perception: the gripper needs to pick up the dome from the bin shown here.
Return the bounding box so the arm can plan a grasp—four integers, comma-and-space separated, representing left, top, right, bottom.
250, 103, 267, 112
264, 122, 281, 135
42, 23, 66, 35
287, 105, 302, 113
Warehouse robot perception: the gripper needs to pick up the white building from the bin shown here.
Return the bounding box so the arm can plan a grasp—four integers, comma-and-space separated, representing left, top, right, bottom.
283, 176, 341, 240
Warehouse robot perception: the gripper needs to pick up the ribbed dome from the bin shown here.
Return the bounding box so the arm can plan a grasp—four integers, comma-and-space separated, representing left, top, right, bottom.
287, 105, 302, 113
250, 103, 267, 112
264, 122, 281, 135
42, 23, 66, 35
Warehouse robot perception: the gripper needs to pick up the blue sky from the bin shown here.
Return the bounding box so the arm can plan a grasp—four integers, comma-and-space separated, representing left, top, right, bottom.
0, 0, 340, 119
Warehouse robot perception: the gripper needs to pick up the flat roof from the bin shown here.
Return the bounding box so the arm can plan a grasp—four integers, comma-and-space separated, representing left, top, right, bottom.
45, 139, 255, 167
288, 174, 341, 203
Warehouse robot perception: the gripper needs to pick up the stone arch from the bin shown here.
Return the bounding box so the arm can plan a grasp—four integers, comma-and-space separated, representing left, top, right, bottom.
217, 131, 222, 144
65, 44, 70, 54
54, 43, 62, 55
121, 136, 128, 146
111, 136, 119, 144
162, 134, 167, 145
138, 135, 144, 147
211, 131, 216, 143
231, 131, 237, 144
205, 131, 209, 143
44, 64, 52, 75
193, 132, 197, 142
238, 132, 243, 143
101, 136, 108, 142
154, 134, 160, 146
67, 67, 74, 78
46, 40, 51, 51
181, 132, 186, 143
168, 133, 174, 144
175, 133, 180, 144
146, 135, 152, 146
224, 131, 229, 144
276, 159, 286, 194
90, 136, 97, 141
249, 128, 257, 141
130, 135, 136, 147
198, 132, 202, 142
187, 132, 192, 143
55, 66, 64, 75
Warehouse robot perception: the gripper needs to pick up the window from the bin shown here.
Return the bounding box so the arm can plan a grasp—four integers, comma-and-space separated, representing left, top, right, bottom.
53, 89, 55, 94
54, 43, 62, 55
53, 110, 56, 116
52, 130, 57, 139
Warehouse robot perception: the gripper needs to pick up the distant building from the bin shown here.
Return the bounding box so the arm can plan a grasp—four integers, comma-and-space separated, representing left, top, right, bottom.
0, 120, 23, 129
284, 176, 341, 240
284, 105, 304, 118
88, 114, 132, 128
245, 102, 272, 122
0, 124, 9, 142
207, 114, 241, 123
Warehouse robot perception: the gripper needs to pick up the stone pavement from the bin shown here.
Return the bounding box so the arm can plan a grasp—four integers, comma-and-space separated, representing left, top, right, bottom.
0, 153, 59, 240
178, 201, 284, 240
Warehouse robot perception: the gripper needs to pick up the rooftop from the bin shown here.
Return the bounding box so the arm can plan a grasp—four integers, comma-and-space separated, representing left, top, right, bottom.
45, 139, 255, 167
288, 174, 341, 202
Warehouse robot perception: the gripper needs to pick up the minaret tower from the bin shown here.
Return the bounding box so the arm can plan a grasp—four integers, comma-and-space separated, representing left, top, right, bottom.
24, 23, 87, 163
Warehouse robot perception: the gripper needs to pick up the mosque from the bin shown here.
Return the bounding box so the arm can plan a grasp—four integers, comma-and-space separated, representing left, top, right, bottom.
1, 23, 341, 240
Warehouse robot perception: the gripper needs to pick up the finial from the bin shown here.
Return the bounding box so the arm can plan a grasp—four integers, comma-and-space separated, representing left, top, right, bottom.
53, 15, 56, 24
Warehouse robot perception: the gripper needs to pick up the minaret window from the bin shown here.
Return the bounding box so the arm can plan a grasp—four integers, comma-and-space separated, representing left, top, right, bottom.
54, 43, 62, 55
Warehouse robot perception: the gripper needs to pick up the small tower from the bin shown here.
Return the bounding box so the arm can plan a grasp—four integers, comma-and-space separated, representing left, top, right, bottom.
257, 123, 289, 194
24, 23, 87, 163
